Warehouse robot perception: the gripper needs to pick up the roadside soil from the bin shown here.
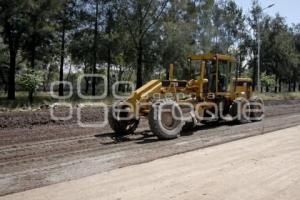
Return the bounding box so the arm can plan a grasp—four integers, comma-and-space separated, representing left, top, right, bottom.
0, 100, 300, 196
1, 99, 300, 130
2, 125, 299, 200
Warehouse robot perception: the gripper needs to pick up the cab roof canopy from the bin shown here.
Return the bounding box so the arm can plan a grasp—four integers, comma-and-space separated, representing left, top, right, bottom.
188, 54, 236, 62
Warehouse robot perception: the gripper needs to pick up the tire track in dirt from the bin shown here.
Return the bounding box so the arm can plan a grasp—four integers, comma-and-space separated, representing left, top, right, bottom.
0, 104, 300, 175
1, 113, 300, 177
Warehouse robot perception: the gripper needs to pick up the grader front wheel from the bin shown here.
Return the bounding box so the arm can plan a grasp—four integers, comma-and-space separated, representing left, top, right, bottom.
148, 100, 184, 140
108, 106, 139, 136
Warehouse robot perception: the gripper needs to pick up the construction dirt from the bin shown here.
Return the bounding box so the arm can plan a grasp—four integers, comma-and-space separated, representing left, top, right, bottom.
0, 100, 300, 196
1, 125, 299, 200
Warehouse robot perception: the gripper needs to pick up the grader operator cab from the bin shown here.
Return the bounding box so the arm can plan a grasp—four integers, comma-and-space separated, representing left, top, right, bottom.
108, 54, 264, 140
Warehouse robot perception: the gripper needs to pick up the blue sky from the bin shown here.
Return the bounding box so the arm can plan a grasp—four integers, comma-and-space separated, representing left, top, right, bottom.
234, 0, 300, 25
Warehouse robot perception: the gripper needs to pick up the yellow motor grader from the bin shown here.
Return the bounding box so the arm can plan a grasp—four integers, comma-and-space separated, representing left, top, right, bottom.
108, 54, 264, 140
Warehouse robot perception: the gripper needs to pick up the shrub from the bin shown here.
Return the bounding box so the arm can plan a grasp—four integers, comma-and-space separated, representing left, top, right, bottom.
17, 70, 43, 104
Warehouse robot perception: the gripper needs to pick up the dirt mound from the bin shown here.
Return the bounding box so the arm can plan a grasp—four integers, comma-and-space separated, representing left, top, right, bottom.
0, 107, 105, 129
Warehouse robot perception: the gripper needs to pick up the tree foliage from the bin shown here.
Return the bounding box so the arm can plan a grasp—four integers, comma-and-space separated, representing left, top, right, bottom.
17, 69, 43, 103
0, 0, 300, 103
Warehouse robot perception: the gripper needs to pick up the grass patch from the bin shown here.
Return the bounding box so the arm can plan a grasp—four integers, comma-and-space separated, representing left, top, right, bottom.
0, 92, 52, 110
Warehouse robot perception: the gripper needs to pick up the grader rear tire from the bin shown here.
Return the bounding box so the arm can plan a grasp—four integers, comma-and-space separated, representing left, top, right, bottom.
148, 100, 184, 140
108, 107, 139, 136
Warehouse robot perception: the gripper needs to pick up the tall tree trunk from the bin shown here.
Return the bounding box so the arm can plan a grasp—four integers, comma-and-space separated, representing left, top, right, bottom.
8, 47, 16, 100
136, 3, 143, 89
92, 0, 99, 96
85, 77, 90, 94
106, 8, 112, 96
31, 45, 36, 69
66, 64, 72, 81
166, 64, 169, 80
274, 76, 278, 93
30, 20, 37, 69
279, 79, 282, 93
288, 81, 292, 92
107, 47, 111, 96
29, 91, 33, 104
136, 41, 143, 88
0, 68, 7, 93
252, 63, 257, 92
59, 22, 66, 97
293, 81, 296, 92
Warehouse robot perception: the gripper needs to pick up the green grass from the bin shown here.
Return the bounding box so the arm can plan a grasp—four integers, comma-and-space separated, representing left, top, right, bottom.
0, 91, 52, 110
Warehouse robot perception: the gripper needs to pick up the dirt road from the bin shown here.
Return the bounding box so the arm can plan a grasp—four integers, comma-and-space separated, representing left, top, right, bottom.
0, 101, 300, 196
2, 125, 300, 200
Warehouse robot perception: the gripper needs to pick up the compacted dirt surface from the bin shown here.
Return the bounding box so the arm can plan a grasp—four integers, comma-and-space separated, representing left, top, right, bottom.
0, 100, 300, 196
1, 125, 300, 200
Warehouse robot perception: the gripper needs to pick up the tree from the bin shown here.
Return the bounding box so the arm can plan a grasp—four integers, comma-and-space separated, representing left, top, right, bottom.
0, 36, 9, 92
69, 28, 94, 94
158, 0, 197, 80
17, 70, 43, 103
56, 0, 78, 96
91, 0, 100, 96
104, 3, 114, 96
248, 0, 262, 90
0, 0, 31, 100
118, 0, 169, 88
260, 15, 297, 92
293, 24, 300, 91
21, 0, 60, 70
261, 72, 276, 92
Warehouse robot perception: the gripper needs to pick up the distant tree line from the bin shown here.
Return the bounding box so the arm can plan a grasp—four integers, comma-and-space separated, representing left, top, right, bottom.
0, 0, 300, 101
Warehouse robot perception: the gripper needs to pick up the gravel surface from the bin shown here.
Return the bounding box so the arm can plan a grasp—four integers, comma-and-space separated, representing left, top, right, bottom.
2, 126, 300, 200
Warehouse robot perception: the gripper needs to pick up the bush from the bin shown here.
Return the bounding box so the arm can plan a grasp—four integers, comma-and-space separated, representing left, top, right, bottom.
17, 70, 43, 104
261, 72, 276, 89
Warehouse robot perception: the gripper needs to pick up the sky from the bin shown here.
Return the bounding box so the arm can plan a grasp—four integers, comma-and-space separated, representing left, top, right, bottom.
234, 0, 300, 25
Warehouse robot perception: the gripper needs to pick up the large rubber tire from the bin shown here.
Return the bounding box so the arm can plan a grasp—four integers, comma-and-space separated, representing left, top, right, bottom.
250, 96, 264, 122
230, 97, 251, 123
148, 100, 184, 140
182, 121, 195, 131
108, 106, 139, 136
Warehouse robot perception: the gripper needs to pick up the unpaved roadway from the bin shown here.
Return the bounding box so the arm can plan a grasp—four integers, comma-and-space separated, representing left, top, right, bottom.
0, 101, 300, 196
1, 125, 300, 200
